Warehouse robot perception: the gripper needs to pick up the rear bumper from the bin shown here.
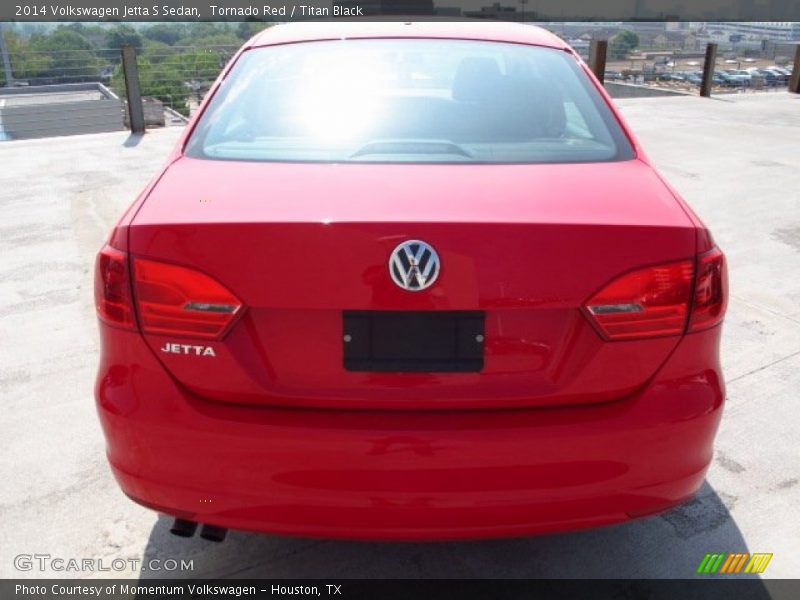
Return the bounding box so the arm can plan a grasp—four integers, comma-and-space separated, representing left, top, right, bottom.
96, 326, 724, 541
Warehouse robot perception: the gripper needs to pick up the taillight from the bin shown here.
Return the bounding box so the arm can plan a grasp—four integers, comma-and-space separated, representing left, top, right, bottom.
94, 245, 135, 330
132, 258, 243, 339
688, 247, 727, 332
584, 247, 727, 341
584, 259, 695, 340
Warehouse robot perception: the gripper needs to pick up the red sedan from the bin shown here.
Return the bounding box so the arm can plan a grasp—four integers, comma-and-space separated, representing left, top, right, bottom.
94, 22, 727, 541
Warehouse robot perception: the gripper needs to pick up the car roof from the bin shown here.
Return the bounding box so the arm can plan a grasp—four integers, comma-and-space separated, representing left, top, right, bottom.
248, 21, 570, 51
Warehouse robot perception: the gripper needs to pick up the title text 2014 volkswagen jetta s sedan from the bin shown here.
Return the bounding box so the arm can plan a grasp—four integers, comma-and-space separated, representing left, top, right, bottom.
94, 22, 728, 541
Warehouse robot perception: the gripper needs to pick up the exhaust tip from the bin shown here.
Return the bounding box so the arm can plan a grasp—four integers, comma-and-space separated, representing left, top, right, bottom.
169, 518, 198, 538
200, 524, 227, 543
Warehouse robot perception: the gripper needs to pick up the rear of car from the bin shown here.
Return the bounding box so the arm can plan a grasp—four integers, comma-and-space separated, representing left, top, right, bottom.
94, 23, 727, 540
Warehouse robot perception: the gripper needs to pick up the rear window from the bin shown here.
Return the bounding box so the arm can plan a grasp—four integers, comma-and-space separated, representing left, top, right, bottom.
185, 39, 635, 164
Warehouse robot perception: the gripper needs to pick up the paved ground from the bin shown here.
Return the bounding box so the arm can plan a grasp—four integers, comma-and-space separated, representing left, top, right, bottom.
1, 92, 798, 580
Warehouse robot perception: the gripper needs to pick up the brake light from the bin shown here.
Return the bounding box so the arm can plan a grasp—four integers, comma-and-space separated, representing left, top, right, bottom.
585, 259, 695, 340
132, 258, 243, 339
94, 245, 135, 330
585, 247, 727, 341
688, 247, 727, 332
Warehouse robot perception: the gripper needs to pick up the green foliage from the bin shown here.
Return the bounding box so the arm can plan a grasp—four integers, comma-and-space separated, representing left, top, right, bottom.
182, 33, 242, 48
610, 30, 640, 59
24, 27, 100, 83
104, 25, 142, 58
142, 24, 184, 46
64, 23, 107, 47
111, 58, 189, 116
142, 38, 179, 63
237, 22, 272, 40
175, 23, 230, 45
1, 28, 22, 85
3, 23, 245, 115
162, 49, 227, 80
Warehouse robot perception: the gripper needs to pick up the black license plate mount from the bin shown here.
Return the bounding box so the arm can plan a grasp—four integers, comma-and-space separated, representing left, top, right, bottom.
343, 311, 485, 373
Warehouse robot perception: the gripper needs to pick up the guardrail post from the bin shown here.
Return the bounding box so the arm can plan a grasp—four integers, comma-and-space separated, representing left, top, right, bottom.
0, 23, 13, 86
121, 45, 145, 134
588, 40, 608, 84
699, 43, 718, 98
790, 45, 800, 94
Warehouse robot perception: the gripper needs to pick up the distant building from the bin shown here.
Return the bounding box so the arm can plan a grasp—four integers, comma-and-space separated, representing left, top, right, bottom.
464, 3, 522, 21
705, 22, 800, 42
628, 21, 668, 36
762, 40, 800, 60
652, 31, 700, 51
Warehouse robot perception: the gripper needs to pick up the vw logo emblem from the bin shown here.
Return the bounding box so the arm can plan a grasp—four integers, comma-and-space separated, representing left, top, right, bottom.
389, 240, 440, 291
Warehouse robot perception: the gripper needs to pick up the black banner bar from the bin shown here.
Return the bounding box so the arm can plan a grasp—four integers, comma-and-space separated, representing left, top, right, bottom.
2, 1, 800, 22
3, 579, 800, 600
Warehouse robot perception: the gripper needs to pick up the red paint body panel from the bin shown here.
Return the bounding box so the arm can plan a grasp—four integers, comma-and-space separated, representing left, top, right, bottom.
248, 21, 571, 51
96, 324, 723, 540
128, 158, 697, 410
95, 23, 727, 539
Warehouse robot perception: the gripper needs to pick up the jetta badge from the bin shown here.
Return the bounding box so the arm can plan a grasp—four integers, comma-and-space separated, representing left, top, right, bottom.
389, 240, 440, 291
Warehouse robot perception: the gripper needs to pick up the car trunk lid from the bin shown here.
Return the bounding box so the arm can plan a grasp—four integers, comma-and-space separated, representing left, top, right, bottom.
128, 157, 696, 410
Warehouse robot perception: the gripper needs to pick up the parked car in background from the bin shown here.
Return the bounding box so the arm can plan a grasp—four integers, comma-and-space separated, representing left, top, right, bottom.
714, 73, 730, 85
687, 71, 726, 86
721, 70, 751, 86
752, 69, 781, 86
686, 72, 703, 85
764, 67, 790, 84
713, 71, 734, 85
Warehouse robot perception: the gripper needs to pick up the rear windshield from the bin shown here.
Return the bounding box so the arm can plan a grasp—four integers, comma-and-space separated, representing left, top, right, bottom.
185, 39, 635, 164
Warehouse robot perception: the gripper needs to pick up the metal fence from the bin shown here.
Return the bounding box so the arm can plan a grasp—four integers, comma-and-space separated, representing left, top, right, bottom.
114, 45, 238, 116
0, 44, 237, 139
1, 40, 799, 139
588, 41, 797, 97
3, 45, 238, 110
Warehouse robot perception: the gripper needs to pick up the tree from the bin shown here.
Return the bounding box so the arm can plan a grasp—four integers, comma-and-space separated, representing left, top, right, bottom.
143, 24, 184, 46
163, 48, 227, 83
184, 32, 242, 49
610, 30, 639, 59
104, 25, 142, 59
142, 38, 179, 63
111, 57, 189, 115
1, 26, 19, 86
176, 23, 230, 45
237, 21, 272, 41
28, 28, 99, 83
64, 23, 107, 47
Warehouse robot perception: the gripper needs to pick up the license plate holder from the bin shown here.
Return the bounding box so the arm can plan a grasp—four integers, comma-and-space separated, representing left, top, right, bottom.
343, 311, 484, 372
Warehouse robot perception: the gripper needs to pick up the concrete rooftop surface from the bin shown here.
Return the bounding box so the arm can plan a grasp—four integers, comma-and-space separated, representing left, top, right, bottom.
1, 92, 799, 580
1, 90, 109, 106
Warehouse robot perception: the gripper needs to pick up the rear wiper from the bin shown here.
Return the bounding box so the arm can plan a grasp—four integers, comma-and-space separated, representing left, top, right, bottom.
349, 139, 473, 159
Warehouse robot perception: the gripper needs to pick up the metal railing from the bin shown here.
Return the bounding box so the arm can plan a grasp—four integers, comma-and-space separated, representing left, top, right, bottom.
588, 41, 798, 98
0, 44, 237, 138
114, 44, 238, 117
2, 39, 799, 139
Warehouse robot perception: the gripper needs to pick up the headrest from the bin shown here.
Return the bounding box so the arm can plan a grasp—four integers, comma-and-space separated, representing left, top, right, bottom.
507, 76, 567, 138
452, 57, 503, 103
